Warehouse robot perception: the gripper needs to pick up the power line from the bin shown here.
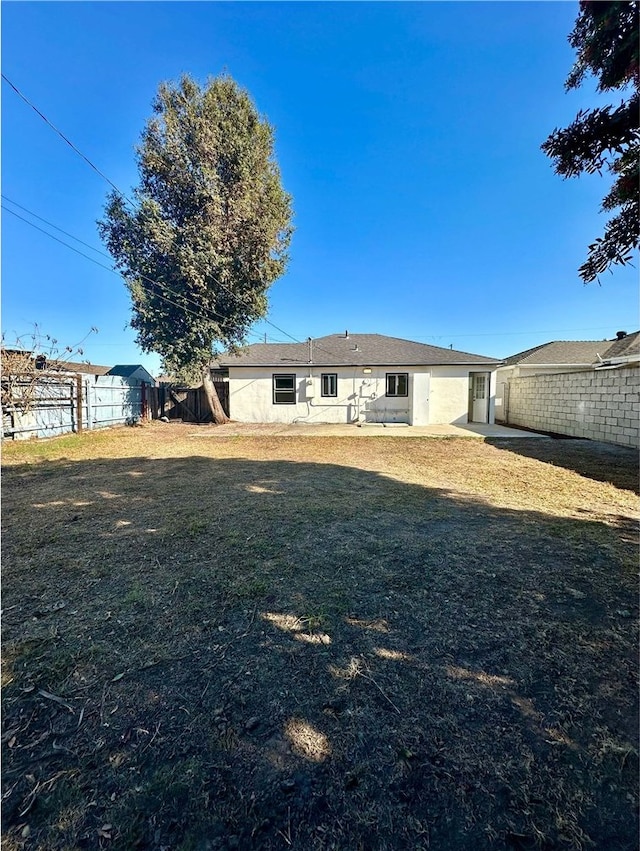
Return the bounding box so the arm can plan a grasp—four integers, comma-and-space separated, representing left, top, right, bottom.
2, 195, 111, 259
2, 204, 265, 344
1, 202, 225, 325
2, 75, 315, 354
3, 205, 114, 272
2, 199, 228, 320
2, 201, 225, 323
1, 75, 309, 349
2, 73, 133, 205
3, 193, 304, 353
4, 75, 629, 358
2, 80, 398, 362
7, 194, 621, 354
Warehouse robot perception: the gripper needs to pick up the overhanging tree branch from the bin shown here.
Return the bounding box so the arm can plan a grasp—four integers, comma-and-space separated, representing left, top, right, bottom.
542, 1, 639, 283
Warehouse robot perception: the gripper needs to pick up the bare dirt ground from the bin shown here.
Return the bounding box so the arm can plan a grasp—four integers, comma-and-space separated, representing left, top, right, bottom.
2, 423, 638, 851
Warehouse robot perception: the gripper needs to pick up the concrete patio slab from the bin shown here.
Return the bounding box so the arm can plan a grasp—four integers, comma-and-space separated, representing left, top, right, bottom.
187, 421, 550, 439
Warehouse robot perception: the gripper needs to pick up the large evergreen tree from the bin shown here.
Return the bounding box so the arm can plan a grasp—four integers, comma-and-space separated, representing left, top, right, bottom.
99, 74, 293, 422
542, 1, 639, 282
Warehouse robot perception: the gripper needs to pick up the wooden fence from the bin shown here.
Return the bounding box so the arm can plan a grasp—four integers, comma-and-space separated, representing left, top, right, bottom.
147, 382, 230, 423
2, 373, 148, 440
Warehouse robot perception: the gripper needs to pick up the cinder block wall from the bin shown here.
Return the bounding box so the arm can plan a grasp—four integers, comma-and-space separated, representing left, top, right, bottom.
505, 367, 639, 448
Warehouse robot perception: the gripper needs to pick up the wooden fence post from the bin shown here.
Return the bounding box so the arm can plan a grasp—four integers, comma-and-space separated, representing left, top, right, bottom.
75, 375, 83, 433
141, 381, 148, 421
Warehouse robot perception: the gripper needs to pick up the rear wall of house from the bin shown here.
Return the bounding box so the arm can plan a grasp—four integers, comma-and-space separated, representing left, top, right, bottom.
228, 367, 410, 424
228, 366, 494, 425
429, 366, 472, 425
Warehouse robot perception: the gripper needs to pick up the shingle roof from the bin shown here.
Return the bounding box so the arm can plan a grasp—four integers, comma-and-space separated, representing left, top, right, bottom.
107, 365, 151, 378
503, 332, 640, 367
502, 340, 611, 367
216, 334, 499, 368
53, 360, 112, 375
602, 331, 640, 359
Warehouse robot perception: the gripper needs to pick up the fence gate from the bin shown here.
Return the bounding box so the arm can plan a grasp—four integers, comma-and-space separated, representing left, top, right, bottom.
148, 382, 229, 422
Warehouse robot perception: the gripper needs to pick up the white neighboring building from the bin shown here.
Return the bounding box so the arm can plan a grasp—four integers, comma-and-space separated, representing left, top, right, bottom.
214, 333, 500, 426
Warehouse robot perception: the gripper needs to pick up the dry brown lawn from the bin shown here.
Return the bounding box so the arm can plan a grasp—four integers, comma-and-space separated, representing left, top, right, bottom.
2, 423, 638, 851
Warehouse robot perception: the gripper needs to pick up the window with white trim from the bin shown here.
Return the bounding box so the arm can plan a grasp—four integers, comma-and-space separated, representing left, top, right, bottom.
273, 374, 296, 404
386, 373, 408, 397
321, 373, 337, 397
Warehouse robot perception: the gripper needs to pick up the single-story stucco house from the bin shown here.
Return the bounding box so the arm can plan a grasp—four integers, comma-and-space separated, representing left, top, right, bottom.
213, 333, 500, 426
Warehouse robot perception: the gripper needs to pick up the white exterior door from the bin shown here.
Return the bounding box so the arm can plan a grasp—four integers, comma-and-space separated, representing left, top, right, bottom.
469, 372, 489, 423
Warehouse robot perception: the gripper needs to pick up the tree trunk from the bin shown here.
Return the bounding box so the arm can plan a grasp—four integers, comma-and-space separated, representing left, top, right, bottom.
202, 366, 230, 424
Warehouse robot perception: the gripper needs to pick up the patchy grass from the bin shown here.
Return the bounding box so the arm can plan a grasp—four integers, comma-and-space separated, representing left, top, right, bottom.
2, 423, 638, 850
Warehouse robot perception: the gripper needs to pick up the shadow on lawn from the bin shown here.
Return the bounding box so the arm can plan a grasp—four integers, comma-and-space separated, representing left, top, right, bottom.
486, 437, 640, 495
2, 454, 638, 851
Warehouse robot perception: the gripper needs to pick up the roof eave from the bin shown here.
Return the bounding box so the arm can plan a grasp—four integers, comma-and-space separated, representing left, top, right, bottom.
220, 360, 501, 368
518, 362, 596, 368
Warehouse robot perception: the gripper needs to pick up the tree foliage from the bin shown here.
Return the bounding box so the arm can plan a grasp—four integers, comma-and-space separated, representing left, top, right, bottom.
98, 74, 293, 418
542, 1, 639, 282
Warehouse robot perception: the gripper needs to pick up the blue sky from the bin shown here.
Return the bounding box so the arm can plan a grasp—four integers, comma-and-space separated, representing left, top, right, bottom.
2, 1, 638, 375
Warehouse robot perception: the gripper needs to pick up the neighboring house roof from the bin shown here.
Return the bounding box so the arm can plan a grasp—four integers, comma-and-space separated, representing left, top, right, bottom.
215, 334, 500, 368
502, 340, 612, 367
502, 332, 640, 368
601, 331, 640, 360
1, 354, 112, 376
107, 364, 155, 381
52, 360, 112, 375
107, 364, 146, 378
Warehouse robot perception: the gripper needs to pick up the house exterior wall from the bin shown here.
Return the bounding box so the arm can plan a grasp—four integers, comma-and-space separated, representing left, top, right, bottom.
228, 366, 409, 424
228, 365, 496, 425
429, 366, 473, 425
505, 366, 639, 448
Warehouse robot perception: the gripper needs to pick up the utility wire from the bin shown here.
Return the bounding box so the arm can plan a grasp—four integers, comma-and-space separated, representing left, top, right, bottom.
415, 327, 622, 340
1, 76, 308, 350
1, 77, 316, 353
2, 205, 265, 344
2, 198, 225, 319
3, 193, 303, 352
3, 194, 112, 259
4, 77, 623, 356
3, 206, 114, 272
2, 73, 134, 205
2, 77, 364, 360
2, 202, 228, 329
9, 199, 608, 360
0, 191, 384, 360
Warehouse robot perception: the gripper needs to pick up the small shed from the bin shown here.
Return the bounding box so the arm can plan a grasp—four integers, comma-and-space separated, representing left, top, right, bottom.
107, 365, 156, 385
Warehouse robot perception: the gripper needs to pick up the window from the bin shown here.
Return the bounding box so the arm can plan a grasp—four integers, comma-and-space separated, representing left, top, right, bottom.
273, 374, 296, 404
386, 373, 408, 397
321, 373, 337, 397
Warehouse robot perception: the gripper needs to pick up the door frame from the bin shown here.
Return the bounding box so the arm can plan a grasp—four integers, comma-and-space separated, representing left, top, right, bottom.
468, 371, 490, 423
